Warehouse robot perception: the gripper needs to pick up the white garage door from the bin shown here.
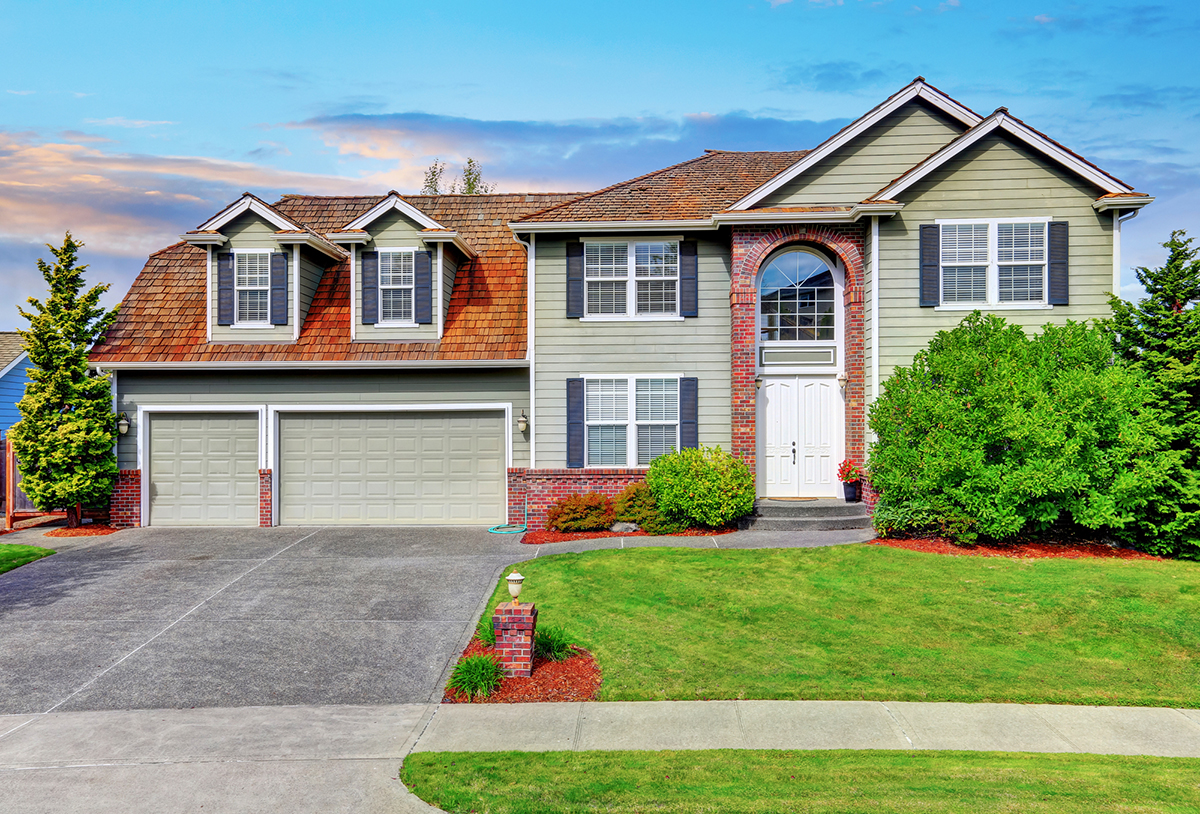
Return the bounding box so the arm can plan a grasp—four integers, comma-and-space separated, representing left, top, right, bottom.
149, 413, 259, 526
278, 411, 506, 525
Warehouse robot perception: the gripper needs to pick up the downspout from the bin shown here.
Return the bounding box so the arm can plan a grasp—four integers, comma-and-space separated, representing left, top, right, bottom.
436, 243, 445, 339
870, 216, 880, 411
514, 232, 535, 468
1113, 209, 1140, 299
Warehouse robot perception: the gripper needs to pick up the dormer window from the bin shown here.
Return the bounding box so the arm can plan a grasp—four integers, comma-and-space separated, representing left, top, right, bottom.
235, 252, 271, 324
379, 250, 416, 324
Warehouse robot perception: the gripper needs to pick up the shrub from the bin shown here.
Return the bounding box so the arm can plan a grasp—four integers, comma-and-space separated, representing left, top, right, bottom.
446, 654, 504, 700
612, 482, 687, 535
475, 617, 496, 647
868, 312, 1183, 547
646, 446, 756, 528
534, 624, 576, 662
545, 492, 615, 532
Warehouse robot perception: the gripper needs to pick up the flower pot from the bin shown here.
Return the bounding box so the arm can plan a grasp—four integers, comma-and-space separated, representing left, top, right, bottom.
843, 480, 861, 503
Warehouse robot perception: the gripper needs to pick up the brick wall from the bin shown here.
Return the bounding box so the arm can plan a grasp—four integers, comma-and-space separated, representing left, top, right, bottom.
492, 601, 538, 678
861, 475, 879, 517
730, 224, 868, 467
110, 469, 141, 528
507, 468, 647, 530
258, 469, 273, 527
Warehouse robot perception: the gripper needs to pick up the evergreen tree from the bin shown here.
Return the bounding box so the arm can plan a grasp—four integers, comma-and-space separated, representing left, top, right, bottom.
1108, 229, 1200, 557
10, 234, 120, 527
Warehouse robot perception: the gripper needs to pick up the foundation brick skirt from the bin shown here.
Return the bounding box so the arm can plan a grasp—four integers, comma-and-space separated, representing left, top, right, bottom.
507, 468, 647, 530
110, 469, 141, 528
493, 601, 538, 677
258, 469, 273, 527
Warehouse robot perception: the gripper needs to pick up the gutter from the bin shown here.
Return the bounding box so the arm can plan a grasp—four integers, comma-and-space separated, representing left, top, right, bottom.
507, 202, 903, 234
89, 358, 531, 371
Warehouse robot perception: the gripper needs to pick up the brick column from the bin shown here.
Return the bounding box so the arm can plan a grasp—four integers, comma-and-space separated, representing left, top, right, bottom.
492, 601, 538, 677
258, 469, 273, 527
110, 469, 141, 528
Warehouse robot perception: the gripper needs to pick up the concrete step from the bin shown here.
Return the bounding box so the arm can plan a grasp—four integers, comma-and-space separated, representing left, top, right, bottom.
738, 514, 874, 532
753, 498, 868, 518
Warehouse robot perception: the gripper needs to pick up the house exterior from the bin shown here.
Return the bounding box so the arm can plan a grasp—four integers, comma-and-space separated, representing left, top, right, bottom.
0, 333, 32, 441
89, 79, 1152, 530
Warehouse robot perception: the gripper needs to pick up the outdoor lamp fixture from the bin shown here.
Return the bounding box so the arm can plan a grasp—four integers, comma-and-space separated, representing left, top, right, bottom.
517, 411, 529, 433
836, 371, 849, 391
506, 571, 525, 605
116, 413, 130, 435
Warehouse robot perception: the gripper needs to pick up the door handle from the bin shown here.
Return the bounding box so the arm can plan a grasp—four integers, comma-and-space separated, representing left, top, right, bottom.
792, 442, 796, 465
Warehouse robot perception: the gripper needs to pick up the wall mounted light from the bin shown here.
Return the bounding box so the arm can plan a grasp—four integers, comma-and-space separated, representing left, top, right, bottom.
517, 411, 529, 433
755, 378, 762, 390
116, 412, 130, 435
836, 371, 849, 391
506, 571, 525, 604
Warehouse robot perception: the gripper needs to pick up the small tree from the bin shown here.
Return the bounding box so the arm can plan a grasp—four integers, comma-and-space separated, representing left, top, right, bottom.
421, 158, 449, 195
10, 234, 120, 527
458, 157, 496, 195
420, 157, 496, 195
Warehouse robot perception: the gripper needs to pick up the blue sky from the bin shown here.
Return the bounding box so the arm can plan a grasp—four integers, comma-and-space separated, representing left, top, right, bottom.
0, 0, 1196, 330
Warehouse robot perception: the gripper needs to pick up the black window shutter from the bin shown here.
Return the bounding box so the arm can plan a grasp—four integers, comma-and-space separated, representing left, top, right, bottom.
566, 378, 585, 468
216, 252, 234, 325
679, 377, 699, 450
361, 250, 379, 325
270, 252, 288, 326
1048, 221, 1069, 305
679, 241, 698, 317
415, 250, 434, 324
566, 241, 584, 318
919, 224, 940, 307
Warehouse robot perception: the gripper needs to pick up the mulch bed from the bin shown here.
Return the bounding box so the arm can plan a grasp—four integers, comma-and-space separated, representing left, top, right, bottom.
872, 536, 1164, 561
442, 638, 602, 703
43, 525, 121, 538
522, 527, 736, 545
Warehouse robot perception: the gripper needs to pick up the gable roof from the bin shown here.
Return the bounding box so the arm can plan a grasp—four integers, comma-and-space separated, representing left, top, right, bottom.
90, 193, 580, 367
513, 150, 808, 226
0, 332, 27, 377
184, 192, 347, 260
726, 78, 983, 211
872, 107, 1138, 201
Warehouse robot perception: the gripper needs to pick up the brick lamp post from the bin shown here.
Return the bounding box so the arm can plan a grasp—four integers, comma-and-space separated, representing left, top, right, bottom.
492, 572, 538, 677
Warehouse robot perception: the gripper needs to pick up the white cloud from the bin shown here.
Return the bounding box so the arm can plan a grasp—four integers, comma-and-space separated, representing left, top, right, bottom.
6, 90, 35, 96
84, 117, 176, 129
1034, 14, 1055, 24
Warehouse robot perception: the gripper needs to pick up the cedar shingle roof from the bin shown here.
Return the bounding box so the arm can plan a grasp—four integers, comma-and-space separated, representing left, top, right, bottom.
90, 193, 580, 365
0, 332, 25, 369
516, 150, 809, 223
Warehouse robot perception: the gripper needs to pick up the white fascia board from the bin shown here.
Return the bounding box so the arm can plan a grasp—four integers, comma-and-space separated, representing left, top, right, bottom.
93, 358, 530, 370
419, 232, 478, 259
879, 115, 1134, 200
343, 194, 446, 231
507, 219, 713, 233
711, 202, 904, 226
327, 232, 372, 244
0, 351, 28, 381
1093, 196, 1154, 212
197, 195, 304, 233
726, 82, 983, 212
181, 233, 227, 246
273, 233, 346, 261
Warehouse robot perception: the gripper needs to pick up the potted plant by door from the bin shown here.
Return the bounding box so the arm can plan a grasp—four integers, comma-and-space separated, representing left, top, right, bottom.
837, 460, 863, 503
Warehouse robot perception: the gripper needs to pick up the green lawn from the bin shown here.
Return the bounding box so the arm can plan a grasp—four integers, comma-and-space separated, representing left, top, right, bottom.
403, 750, 1200, 814
0, 543, 54, 576
481, 545, 1200, 706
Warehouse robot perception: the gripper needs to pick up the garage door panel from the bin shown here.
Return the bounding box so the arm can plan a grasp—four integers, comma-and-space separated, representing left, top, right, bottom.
149, 413, 259, 527
279, 410, 506, 525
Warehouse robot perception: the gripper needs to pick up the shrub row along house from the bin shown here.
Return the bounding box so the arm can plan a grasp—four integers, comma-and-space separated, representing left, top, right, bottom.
89, 79, 1152, 530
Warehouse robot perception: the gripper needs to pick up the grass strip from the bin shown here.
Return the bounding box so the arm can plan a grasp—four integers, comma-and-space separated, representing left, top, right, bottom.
0, 543, 54, 576
403, 749, 1200, 814
481, 545, 1200, 706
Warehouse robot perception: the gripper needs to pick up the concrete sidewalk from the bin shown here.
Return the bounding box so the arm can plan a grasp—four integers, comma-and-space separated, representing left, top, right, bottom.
416, 699, 1200, 758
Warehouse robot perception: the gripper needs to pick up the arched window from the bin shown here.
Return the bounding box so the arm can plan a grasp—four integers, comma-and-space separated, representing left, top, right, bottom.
758, 249, 838, 342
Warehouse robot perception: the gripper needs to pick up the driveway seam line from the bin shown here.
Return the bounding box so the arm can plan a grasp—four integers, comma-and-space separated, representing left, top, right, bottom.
1030, 706, 1083, 753
880, 702, 914, 748
40, 527, 328, 715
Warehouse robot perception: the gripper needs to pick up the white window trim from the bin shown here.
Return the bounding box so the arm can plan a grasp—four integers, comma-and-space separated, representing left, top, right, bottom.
232, 249, 274, 327
756, 250, 845, 375
934, 217, 1054, 310
583, 374, 681, 469
374, 246, 419, 328
581, 238, 681, 320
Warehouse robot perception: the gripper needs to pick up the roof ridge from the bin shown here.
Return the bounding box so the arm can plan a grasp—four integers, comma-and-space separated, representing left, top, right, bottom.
148, 240, 190, 259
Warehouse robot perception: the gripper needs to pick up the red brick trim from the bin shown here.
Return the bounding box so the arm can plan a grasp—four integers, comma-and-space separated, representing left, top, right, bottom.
730, 224, 868, 469
110, 469, 141, 528
862, 476, 879, 517
508, 468, 646, 530
492, 601, 538, 677
258, 469, 273, 527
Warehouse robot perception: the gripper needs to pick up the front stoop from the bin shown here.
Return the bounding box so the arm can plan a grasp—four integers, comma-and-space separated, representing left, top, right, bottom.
738, 498, 873, 532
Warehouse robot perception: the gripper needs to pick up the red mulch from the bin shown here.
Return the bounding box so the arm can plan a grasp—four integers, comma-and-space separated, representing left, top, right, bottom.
522, 527, 736, 545
872, 536, 1163, 561
442, 638, 602, 703
43, 525, 121, 538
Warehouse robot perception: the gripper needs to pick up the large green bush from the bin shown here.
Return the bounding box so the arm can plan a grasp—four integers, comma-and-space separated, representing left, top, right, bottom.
613, 482, 687, 535
646, 446, 756, 528
868, 313, 1185, 549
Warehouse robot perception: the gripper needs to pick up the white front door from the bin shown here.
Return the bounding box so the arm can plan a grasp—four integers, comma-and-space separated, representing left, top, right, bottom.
757, 376, 843, 498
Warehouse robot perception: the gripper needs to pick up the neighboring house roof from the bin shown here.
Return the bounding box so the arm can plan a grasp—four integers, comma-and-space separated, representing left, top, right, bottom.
90, 193, 580, 366
514, 150, 808, 224
0, 332, 25, 373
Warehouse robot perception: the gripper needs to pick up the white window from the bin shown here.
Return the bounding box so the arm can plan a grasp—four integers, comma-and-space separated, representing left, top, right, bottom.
379, 250, 415, 323
585, 376, 679, 467
938, 219, 1048, 307
585, 241, 679, 318
235, 252, 271, 324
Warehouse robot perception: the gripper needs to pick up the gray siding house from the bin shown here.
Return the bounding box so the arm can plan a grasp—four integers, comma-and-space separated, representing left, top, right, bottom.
91, 79, 1151, 529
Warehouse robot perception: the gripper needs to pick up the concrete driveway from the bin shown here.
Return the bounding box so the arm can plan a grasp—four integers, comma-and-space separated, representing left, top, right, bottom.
0, 525, 533, 715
